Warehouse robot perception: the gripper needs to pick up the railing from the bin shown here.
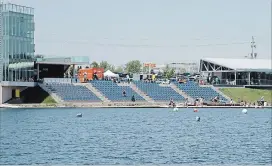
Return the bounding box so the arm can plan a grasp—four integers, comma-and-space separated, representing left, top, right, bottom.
209, 79, 272, 86
43, 78, 72, 83
0, 81, 37, 87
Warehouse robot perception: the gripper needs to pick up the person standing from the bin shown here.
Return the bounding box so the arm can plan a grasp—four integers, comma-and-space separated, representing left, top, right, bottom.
230, 99, 233, 106
131, 95, 135, 102
75, 73, 78, 83
123, 90, 127, 97
83, 72, 87, 82
185, 98, 188, 107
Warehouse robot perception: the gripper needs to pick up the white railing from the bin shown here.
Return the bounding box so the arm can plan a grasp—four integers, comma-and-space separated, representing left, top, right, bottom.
0, 81, 37, 87
43, 78, 72, 83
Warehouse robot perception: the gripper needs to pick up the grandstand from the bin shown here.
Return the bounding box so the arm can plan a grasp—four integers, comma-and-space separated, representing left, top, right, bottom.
1, 2, 270, 107
45, 82, 101, 102
91, 80, 145, 102
174, 81, 229, 103
2, 54, 271, 105
134, 81, 185, 102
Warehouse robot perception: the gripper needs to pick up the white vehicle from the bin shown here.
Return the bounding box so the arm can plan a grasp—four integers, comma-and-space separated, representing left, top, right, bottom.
189, 75, 201, 80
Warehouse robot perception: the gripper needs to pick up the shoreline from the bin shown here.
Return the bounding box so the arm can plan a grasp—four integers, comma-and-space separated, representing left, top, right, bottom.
1, 102, 271, 109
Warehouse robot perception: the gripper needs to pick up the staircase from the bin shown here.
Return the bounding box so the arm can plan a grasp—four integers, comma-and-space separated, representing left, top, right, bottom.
130, 83, 155, 103
38, 83, 63, 103
210, 86, 232, 102
84, 83, 111, 103
170, 83, 194, 103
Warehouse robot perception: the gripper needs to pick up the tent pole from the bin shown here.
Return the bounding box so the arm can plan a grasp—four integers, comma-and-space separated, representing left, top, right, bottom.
248, 72, 251, 85
37, 63, 39, 80
234, 71, 237, 85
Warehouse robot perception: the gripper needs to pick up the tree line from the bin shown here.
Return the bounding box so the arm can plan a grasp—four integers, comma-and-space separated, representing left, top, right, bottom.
90, 60, 143, 74
84, 60, 176, 79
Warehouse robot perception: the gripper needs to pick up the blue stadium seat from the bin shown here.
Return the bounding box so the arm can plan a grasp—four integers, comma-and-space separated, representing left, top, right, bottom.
174, 81, 229, 102
134, 81, 185, 102
91, 81, 145, 102
45, 83, 101, 102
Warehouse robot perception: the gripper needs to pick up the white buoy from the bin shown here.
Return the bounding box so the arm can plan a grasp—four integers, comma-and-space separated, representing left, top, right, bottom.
242, 109, 247, 114
76, 113, 82, 117
196, 116, 200, 121
173, 107, 179, 111
193, 108, 198, 112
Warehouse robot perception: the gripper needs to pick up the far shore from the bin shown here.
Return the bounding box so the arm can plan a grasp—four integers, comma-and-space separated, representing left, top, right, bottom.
0, 102, 271, 109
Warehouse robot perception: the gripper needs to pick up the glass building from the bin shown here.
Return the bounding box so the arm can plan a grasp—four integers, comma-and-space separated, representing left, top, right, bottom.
0, 3, 35, 82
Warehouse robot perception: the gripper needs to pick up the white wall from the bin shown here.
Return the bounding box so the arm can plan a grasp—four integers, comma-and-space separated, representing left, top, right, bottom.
0, 86, 2, 104
0, 86, 13, 104
0, 81, 37, 87
0, 85, 28, 104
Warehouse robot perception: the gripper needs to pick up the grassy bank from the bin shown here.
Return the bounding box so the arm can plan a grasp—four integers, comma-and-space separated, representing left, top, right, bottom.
220, 88, 272, 103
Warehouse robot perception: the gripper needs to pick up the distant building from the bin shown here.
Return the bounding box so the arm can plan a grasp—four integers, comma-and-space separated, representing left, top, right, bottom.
0, 3, 35, 82
0, 3, 90, 104
167, 62, 199, 74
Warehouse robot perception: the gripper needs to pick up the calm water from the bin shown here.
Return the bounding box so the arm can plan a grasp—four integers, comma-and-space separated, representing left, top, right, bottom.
0, 108, 271, 165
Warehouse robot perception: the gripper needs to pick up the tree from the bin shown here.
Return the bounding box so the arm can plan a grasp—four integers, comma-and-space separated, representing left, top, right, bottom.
125, 60, 142, 73
163, 64, 170, 77
143, 66, 149, 74
109, 65, 115, 72
99, 61, 115, 71
99, 61, 109, 70
163, 64, 175, 79
114, 66, 124, 73
166, 69, 175, 79
91, 61, 99, 68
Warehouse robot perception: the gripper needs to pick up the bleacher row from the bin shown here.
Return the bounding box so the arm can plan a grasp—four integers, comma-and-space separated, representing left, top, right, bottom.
46, 83, 101, 102
174, 81, 229, 102
91, 81, 145, 101
134, 81, 185, 101
44, 80, 228, 103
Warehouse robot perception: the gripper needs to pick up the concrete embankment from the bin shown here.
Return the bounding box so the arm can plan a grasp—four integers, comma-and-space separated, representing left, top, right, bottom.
1, 102, 271, 109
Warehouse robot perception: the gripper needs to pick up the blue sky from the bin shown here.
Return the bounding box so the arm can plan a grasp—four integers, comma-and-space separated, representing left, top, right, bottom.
9, 0, 272, 65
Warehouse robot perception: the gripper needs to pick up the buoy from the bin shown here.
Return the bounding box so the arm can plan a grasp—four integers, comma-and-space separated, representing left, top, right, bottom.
76, 113, 82, 117
242, 109, 247, 114
173, 107, 179, 111
193, 108, 198, 112
196, 116, 200, 121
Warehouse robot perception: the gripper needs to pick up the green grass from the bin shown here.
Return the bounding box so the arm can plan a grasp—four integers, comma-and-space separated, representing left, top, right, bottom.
41, 95, 56, 104
220, 88, 272, 103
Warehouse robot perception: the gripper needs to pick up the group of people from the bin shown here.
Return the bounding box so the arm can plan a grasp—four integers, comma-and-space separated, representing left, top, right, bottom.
211, 96, 220, 103
169, 98, 190, 107
169, 98, 176, 107
195, 97, 204, 106
232, 96, 266, 106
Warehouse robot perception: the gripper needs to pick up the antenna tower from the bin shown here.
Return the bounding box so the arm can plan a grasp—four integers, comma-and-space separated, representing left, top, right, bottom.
250, 36, 257, 59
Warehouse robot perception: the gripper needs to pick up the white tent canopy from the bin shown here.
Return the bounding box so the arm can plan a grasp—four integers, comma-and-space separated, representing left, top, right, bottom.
200, 58, 272, 72
104, 70, 119, 77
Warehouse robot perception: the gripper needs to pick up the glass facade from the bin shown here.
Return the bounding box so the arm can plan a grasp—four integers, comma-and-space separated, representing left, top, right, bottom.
0, 3, 35, 82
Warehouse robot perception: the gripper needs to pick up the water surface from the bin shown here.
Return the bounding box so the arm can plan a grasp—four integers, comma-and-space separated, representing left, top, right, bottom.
0, 108, 271, 165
